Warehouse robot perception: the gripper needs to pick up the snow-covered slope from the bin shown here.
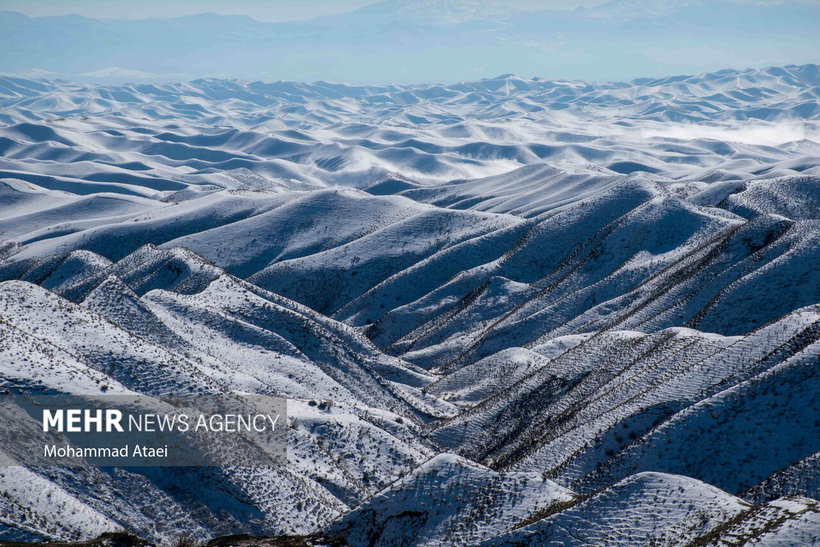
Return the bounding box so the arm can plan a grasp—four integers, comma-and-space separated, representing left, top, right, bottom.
327, 453, 574, 546
0, 260, 441, 541
485, 472, 749, 546
0, 66, 818, 545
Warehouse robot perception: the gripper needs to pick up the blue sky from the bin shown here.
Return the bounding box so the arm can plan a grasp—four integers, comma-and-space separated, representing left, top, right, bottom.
0, 0, 603, 21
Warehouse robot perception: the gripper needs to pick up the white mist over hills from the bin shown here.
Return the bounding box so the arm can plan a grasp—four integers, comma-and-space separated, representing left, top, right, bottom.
0, 61, 818, 544
1, 0, 819, 82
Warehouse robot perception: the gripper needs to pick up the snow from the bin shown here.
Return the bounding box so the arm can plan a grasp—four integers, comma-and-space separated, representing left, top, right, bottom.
486, 472, 749, 546
327, 453, 574, 546
0, 63, 818, 544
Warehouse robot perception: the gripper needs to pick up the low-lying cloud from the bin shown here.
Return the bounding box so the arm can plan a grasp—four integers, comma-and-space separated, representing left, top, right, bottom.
640, 122, 820, 146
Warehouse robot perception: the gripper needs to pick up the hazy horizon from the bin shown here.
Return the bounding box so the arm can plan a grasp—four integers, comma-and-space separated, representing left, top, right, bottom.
0, 0, 608, 22
1, 0, 819, 84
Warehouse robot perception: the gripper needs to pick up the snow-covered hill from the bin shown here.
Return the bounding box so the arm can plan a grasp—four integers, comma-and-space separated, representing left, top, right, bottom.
0, 65, 818, 545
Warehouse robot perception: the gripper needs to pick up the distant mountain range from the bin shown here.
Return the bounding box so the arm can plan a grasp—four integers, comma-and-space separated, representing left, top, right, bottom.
1, 0, 819, 82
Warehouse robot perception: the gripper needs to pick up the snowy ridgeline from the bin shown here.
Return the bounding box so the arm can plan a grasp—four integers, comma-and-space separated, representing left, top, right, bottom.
0, 65, 819, 545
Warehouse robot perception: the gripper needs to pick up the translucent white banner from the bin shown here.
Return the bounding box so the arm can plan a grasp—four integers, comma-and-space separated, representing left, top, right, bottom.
0, 394, 287, 467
